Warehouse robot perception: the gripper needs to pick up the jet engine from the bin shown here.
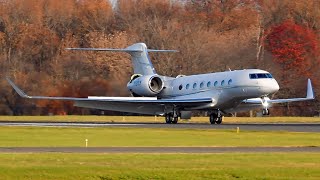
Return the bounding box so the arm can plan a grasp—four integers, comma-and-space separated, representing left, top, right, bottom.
127, 74, 164, 97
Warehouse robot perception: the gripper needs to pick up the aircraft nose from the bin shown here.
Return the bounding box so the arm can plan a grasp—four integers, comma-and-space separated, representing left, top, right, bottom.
259, 79, 279, 95
270, 80, 280, 93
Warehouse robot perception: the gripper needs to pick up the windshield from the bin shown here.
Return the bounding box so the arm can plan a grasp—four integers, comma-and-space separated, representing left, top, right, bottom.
249, 73, 273, 79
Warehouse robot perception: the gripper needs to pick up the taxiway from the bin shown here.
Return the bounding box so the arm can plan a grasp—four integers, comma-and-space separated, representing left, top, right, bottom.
0, 146, 320, 153
0, 121, 319, 132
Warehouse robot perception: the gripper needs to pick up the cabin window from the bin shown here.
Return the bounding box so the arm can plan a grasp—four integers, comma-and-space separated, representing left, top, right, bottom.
193, 83, 197, 89
186, 84, 190, 89
214, 81, 218, 87
221, 80, 225, 86
179, 85, 183, 90
228, 79, 232, 85
200, 82, 204, 88
207, 81, 211, 87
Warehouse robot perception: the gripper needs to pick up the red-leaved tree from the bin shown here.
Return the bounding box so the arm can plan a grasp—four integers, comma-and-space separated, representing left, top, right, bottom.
265, 20, 318, 85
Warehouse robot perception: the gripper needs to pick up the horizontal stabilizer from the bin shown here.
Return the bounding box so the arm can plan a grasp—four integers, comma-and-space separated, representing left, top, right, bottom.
65, 48, 143, 52
66, 48, 178, 53
147, 49, 178, 53
66, 43, 177, 75
66, 42, 178, 53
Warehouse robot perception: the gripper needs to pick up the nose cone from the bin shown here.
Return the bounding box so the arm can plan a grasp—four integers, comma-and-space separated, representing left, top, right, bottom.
259, 79, 280, 95
270, 80, 280, 93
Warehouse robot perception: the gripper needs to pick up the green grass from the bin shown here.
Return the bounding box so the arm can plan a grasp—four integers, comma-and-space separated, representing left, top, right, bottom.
0, 115, 320, 123
0, 153, 319, 179
0, 124, 319, 180
0, 126, 319, 147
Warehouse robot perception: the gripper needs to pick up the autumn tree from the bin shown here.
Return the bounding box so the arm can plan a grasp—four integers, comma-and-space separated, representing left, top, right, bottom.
265, 20, 318, 84
185, 0, 257, 31
0, 0, 319, 116
265, 20, 319, 115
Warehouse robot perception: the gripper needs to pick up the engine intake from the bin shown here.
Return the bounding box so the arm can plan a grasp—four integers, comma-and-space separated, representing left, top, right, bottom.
127, 75, 164, 97
149, 76, 163, 93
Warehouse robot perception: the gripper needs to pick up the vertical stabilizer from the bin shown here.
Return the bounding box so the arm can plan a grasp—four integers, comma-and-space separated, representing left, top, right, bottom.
125, 43, 155, 75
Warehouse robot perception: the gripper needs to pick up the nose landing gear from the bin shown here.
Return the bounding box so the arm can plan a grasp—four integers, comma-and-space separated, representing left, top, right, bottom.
262, 108, 270, 116
261, 97, 270, 116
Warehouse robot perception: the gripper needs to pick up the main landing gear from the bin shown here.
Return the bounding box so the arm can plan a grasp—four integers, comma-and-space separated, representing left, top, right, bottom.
165, 113, 178, 124
209, 111, 223, 124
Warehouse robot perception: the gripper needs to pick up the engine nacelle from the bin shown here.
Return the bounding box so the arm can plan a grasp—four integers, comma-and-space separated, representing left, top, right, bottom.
127, 75, 164, 97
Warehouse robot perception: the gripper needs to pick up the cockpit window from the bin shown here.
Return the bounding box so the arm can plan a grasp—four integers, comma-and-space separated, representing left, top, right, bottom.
249, 73, 273, 79
257, 74, 267, 78
249, 74, 257, 79
266, 74, 273, 78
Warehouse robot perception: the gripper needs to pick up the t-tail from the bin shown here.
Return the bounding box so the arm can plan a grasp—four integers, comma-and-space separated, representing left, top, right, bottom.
66, 43, 177, 75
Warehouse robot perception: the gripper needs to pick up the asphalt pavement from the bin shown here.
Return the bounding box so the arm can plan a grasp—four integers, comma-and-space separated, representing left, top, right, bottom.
0, 146, 319, 153
0, 121, 319, 132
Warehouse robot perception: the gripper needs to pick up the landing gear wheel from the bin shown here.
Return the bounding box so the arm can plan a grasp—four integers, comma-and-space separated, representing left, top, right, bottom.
165, 114, 173, 124
172, 117, 178, 124
165, 112, 179, 124
262, 109, 270, 116
216, 117, 223, 124
209, 113, 217, 124
209, 112, 223, 124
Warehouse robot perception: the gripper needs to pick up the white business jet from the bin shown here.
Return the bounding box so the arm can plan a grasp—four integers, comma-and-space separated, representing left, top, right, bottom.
6, 43, 315, 124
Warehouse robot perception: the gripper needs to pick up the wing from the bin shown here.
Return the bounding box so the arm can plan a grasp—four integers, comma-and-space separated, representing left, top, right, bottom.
243, 79, 314, 104
6, 78, 213, 115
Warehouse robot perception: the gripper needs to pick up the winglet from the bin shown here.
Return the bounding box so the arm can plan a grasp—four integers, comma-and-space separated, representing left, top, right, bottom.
6, 77, 30, 98
306, 78, 314, 99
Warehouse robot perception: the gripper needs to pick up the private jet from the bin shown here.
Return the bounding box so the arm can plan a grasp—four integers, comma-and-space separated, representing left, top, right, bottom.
7, 43, 315, 124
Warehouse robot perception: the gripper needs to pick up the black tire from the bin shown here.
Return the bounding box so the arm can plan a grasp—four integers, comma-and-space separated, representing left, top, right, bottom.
165, 115, 172, 124
209, 114, 216, 124
216, 117, 222, 124
262, 109, 269, 116
172, 117, 178, 124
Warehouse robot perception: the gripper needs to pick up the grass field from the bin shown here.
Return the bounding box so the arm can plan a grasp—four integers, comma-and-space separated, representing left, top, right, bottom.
0, 153, 319, 180
1, 117, 319, 179
0, 126, 319, 147
0, 115, 320, 123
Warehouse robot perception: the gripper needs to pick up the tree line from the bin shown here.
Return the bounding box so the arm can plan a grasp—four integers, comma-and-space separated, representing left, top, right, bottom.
0, 0, 319, 116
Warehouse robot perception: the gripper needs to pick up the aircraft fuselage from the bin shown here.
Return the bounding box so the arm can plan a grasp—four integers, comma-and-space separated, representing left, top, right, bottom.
158, 69, 279, 113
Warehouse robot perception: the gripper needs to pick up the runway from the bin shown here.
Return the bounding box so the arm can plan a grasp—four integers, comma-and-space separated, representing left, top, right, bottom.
0, 121, 320, 132
1, 121, 319, 153
0, 146, 320, 153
